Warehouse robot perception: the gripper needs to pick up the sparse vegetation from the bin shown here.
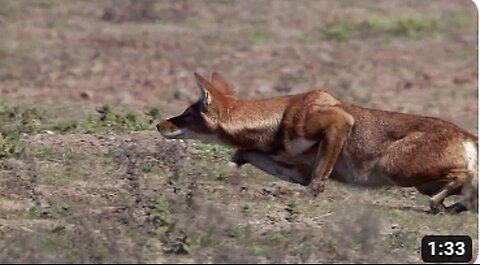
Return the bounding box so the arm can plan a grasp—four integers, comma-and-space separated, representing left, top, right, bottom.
1, 127, 475, 263
0, 106, 44, 158
285, 199, 302, 221
0, 104, 158, 158
193, 142, 233, 159
247, 30, 270, 45
101, 0, 158, 23
321, 11, 472, 42
50, 104, 154, 134
322, 22, 354, 42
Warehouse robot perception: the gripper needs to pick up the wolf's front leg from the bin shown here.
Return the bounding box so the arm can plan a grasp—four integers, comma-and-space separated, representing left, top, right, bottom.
230, 150, 309, 185
308, 129, 349, 197
306, 106, 354, 197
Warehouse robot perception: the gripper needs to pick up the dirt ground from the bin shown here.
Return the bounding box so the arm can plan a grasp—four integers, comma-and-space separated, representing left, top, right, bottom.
0, 0, 478, 263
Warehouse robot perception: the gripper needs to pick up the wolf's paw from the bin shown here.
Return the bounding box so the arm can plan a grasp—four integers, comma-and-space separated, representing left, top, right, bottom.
308, 181, 326, 198
231, 151, 249, 166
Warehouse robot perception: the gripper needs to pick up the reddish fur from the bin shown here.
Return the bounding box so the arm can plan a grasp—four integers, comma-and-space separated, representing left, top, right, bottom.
158, 72, 478, 213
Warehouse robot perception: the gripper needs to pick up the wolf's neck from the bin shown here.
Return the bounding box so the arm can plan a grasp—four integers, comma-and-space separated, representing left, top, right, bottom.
218, 98, 289, 151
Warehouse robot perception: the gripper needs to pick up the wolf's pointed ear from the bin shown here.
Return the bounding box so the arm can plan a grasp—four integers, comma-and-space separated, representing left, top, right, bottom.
211, 72, 236, 98
194, 72, 212, 111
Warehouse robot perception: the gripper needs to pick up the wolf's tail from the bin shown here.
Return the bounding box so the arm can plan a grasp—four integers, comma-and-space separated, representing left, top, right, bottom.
463, 139, 478, 212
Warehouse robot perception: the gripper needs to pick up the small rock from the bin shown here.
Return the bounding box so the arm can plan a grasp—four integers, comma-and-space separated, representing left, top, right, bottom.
71, 67, 84, 77
176, 71, 189, 78
80, 90, 94, 100
91, 61, 104, 74
173, 88, 195, 101
255, 81, 271, 95
319, 52, 333, 63
143, 79, 152, 87
403, 81, 413, 89
274, 84, 292, 93
391, 224, 400, 230
117, 91, 133, 105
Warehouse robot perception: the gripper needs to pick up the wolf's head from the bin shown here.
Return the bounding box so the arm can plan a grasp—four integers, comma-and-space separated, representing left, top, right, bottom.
157, 72, 237, 141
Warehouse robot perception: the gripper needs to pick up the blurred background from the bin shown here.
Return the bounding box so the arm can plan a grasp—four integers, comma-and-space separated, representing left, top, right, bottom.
0, 0, 477, 263
0, 0, 477, 131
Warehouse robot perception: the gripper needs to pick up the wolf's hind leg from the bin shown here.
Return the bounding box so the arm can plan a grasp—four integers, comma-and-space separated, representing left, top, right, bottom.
428, 170, 470, 214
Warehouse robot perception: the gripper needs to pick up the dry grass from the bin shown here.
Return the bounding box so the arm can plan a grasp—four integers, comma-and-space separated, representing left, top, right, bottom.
0, 121, 476, 263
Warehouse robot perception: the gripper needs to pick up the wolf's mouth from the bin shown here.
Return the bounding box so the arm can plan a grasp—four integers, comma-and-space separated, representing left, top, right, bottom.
159, 129, 185, 139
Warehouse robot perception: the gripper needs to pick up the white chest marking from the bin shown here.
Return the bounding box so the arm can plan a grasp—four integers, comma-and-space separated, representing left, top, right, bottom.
286, 138, 317, 156
464, 141, 477, 173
